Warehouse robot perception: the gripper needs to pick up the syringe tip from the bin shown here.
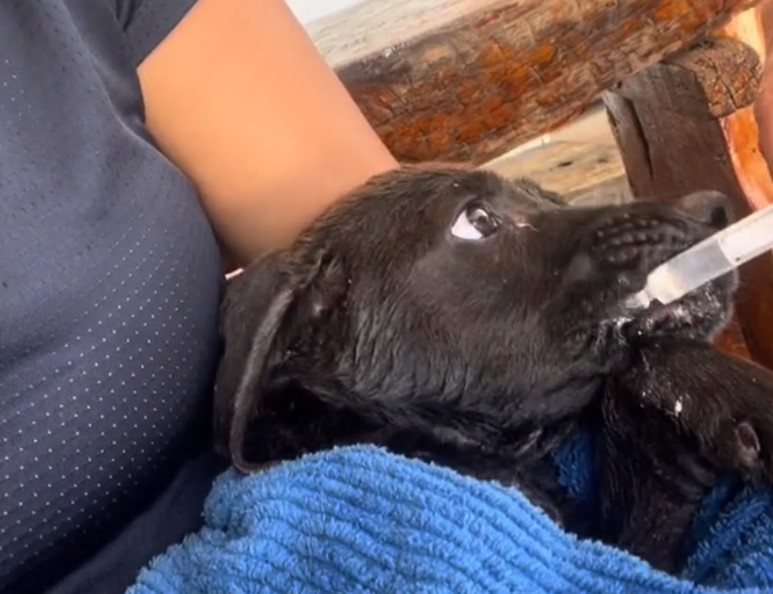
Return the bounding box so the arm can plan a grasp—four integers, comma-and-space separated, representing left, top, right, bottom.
624, 289, 652, 310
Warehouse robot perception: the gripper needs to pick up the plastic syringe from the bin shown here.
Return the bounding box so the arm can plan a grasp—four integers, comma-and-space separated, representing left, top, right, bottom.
627, 203, 773, 308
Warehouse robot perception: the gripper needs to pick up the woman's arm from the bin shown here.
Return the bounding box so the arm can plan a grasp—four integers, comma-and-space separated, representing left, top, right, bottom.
136, 0, 397, 268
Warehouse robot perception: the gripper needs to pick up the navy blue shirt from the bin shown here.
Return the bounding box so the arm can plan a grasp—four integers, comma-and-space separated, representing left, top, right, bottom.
0, 1, 224, 591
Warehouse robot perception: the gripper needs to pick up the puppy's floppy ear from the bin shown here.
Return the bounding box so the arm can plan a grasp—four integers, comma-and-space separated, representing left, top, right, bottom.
212, 249, 345, 473
212, 252, 290, 469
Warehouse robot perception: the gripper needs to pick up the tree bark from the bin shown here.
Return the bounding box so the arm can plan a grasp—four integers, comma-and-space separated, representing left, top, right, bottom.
307, 0, 761, 164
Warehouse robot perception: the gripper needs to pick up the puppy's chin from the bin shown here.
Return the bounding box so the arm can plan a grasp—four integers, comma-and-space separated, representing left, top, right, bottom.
616, 276, 737, 344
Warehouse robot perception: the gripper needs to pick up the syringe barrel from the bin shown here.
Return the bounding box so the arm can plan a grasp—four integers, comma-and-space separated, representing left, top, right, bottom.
646, 238, 734, 305
717, 203, 773, 264
646, 203, 773, 305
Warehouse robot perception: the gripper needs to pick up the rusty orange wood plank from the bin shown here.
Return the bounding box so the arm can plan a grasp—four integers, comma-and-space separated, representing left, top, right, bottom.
308, 0, 761, 164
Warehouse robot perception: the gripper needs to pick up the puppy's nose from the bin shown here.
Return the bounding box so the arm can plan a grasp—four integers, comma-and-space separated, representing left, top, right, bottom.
674, 190, 733, 230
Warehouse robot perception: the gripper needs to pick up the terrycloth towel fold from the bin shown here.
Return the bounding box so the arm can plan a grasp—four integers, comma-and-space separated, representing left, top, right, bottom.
127, 434, 773, 594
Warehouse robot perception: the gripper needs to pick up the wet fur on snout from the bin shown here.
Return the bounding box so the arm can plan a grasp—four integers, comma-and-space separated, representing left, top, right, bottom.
212, 164, 773, 574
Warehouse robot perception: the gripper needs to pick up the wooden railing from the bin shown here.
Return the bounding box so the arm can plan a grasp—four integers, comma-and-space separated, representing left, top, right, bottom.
308, 0, 760, 164
306, 0, 773, 369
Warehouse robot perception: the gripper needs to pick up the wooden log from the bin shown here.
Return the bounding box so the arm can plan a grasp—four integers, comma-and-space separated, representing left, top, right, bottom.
612, 37, 762, 119
308, 0, 761, 165
603, 7, 773, 368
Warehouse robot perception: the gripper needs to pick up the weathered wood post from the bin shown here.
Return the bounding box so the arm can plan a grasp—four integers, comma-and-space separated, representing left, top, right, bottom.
603, 8, 773, 367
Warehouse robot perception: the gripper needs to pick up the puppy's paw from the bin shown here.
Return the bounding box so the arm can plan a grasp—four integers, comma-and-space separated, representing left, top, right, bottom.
615, 340, 773, 483
710, 417, 773, 483
731, 421, 761, 471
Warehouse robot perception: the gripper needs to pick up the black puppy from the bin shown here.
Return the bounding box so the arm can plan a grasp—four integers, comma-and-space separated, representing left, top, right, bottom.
212, 164, 773, 570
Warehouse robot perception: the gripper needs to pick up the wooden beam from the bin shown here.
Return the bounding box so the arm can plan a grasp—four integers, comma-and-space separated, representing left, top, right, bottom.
612, 37, 762, 119
308, 0, 761, 165
603, 7, 773, 368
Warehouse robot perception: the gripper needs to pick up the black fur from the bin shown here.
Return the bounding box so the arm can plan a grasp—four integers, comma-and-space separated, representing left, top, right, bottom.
212, 164, 773, 572
595, 341, 773, 571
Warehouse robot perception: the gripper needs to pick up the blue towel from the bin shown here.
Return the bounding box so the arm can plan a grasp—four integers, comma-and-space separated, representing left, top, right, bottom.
127, 433, 773, 594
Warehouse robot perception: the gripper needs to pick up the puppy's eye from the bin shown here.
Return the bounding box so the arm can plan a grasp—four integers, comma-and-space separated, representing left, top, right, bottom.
450, 204, 499, 240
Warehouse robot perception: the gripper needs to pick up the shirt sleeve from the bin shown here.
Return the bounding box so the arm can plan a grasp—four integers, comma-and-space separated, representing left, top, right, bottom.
115, 0, 198, 66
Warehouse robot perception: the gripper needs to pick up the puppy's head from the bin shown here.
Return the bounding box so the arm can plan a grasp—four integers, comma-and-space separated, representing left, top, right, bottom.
213, 165, 737, 471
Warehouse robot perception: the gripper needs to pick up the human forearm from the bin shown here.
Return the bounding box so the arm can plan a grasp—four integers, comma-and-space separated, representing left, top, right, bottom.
137, 0, 397, 267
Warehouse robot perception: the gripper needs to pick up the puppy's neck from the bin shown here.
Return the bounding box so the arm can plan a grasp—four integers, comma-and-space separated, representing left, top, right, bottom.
240, 382, 579, 485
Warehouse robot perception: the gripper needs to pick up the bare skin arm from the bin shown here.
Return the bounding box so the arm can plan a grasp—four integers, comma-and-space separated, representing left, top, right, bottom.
136, 0, 398, 269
